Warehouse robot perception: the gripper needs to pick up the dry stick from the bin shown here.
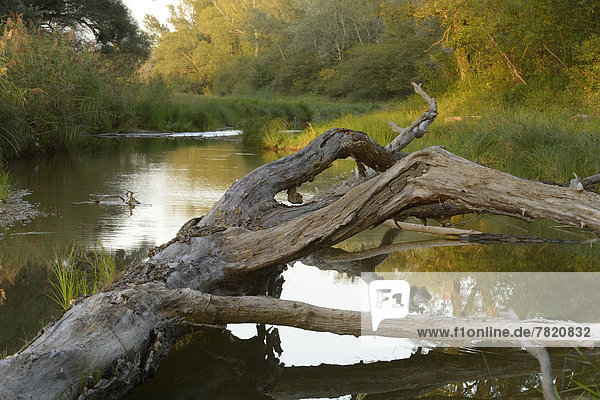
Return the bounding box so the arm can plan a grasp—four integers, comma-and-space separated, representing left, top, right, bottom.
489, 35, 527, 85
542, 42, 568, 69
387, 82, 438, 153
382, 219, 481, 238
504, 309, 558, 400
487, 213, 529, 233
424, 25, 451, 53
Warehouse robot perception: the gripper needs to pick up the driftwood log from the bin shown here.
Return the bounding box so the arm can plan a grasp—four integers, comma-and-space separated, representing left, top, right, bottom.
1, 84, 599, 399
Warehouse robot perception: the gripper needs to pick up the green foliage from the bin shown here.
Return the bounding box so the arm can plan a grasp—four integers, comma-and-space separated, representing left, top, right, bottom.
266, 89, 600, 183
0, 16, 136, 160
146, 0, 600, 102
411, 0, 600, 91
147, 0, 436, 99
0, 0, 151, 62
128, 79, 377, 146
47, 245, 88, 311
46, 242, 120, 310
0, 169, 10, 202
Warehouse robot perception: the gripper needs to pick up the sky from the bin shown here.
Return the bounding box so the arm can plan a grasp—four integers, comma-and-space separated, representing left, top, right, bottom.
122, 0, 177, 28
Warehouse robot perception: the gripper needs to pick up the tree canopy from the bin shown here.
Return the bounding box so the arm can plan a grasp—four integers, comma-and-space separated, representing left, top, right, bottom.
0, 0, 151, 62
143, 0, 600, 100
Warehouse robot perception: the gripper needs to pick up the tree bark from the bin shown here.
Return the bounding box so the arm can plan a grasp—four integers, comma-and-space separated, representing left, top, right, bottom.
1, 84, 598, 399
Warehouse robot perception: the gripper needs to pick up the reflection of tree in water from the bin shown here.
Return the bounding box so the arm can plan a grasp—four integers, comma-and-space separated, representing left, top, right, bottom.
123, 231, 600, 399
377, 241, 600, 273
127, 325, 600, 399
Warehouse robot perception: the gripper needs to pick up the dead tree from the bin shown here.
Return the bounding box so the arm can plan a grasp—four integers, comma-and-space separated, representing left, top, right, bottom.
1, 84, 599, 399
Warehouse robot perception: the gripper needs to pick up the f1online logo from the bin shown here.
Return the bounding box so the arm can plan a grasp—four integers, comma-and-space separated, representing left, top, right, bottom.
368, 280, 410, 331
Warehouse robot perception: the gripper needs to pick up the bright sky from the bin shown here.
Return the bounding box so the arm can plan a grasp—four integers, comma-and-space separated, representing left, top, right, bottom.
122, 0, 177, 28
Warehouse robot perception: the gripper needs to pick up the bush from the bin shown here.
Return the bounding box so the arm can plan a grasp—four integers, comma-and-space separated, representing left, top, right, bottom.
0, 16, 134, 159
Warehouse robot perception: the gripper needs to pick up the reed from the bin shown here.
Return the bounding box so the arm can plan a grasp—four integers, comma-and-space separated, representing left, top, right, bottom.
47, 241, 120, 310
47, 245, 88, 310
0, 170, 10, 202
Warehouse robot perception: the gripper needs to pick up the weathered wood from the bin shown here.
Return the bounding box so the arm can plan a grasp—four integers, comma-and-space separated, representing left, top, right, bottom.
212, 147, 600, 276
387, 82, 438, 152
1, 84, 599, 399
273, 351, 541, 399
381, 219, 482, 237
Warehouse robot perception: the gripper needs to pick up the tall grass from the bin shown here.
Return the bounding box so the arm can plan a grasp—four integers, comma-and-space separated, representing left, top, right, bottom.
0, 17, 376, 160
82, 241, 119, 293
47, 245, 88, 310
0, 170, 10, 202
47, 242, 121, 310
0, 16, 133, 160
130, 79, 377, 146
264, 89, 600, 183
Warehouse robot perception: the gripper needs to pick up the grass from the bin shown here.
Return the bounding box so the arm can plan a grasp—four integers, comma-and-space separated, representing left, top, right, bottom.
263, 88, 600, 183
0, 17, 132, 160
0, 170, 10, 202
0, 14, 377, 159
129, 81, 378, 146
82, 240, 119, 293
47, 241, 121, 310
555, 348, 600, 399
47, 244, 88, 310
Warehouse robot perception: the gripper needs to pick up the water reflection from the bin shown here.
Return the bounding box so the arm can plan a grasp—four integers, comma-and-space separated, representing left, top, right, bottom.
0, 138, 355, 355
0, 138, 599, 398
127, 326, 600, 399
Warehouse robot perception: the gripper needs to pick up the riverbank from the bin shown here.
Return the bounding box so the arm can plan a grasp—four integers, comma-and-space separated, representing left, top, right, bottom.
129, 90, 378, 146
263, 89, 600, 183
0, 18, 377, 161
0, 190, 41, 231
0, 80, 377, 160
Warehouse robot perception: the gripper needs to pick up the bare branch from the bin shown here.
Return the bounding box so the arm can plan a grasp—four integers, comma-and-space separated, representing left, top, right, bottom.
504, 309, 558, 400
387, 82, 438, 153
489, 35, 527, 85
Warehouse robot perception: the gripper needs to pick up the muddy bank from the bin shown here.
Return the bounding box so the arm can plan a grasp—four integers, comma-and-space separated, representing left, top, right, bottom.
0, 190, 42, 231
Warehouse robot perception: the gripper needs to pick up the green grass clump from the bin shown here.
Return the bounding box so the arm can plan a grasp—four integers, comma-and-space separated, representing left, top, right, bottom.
47, 245, 88, 310
0, 170, 10, 202
82, 241, 119, 293
47, 242, 121, 310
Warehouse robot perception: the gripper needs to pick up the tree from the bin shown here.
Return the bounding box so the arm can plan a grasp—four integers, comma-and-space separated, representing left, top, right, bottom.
0, 0, 151, 63
147, 0, 257, 91
0, 84, 598, 398
287, 0, 383, 62
410, 0, 600, 88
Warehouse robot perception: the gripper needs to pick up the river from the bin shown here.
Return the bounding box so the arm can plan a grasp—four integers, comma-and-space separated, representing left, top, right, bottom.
1, 137, 599, 398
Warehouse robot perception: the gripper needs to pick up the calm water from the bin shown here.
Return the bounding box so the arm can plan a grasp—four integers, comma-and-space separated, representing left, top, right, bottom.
1, 138, 599, 398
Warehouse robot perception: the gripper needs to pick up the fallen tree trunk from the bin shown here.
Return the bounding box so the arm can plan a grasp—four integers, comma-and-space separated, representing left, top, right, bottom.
1, 84, 599, 399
